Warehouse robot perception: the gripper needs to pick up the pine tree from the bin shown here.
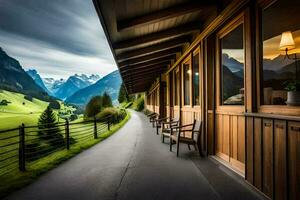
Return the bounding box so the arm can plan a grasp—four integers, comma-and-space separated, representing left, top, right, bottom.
102, 92, 112, 108
118, 83, 127, 103
85, 96, 102, 117
38, 106, 64, 147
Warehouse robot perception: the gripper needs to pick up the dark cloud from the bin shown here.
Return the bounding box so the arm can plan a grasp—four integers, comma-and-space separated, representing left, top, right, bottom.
0, 0, 110, 58
0, 0, 116, 78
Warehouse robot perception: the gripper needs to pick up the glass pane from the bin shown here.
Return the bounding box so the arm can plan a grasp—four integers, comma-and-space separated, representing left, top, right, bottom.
262, 0, 300, 105
193, 53, 200, 105
175, 71, 178, 105
184, 63, 191, 105
169, 74, 173, 107
221, 24, 244, 105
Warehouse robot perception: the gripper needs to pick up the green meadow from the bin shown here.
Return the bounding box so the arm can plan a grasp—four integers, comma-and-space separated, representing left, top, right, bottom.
0, 90, 77, 130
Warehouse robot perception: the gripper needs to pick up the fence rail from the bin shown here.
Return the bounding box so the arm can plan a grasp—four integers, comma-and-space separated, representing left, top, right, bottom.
0, 110, 126, 177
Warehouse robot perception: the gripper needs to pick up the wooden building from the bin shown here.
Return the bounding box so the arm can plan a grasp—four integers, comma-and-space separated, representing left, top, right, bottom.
93, 0, 300, 199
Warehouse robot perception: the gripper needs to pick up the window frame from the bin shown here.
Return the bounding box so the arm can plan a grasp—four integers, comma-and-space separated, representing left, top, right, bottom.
256, 0, 300, 115
216, 13, 246, 112
181, 54, 192, 107
192, 47, 201, 107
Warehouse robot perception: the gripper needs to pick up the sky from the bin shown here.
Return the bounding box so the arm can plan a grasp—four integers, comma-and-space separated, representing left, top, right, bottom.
0, 0, 116, 79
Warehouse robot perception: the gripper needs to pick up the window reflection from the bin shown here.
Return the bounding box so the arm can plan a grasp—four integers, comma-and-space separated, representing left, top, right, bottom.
221, 24, 245, 105
262, 0, 300, 105
193, 53, 200, 105
184, 63, 191, 105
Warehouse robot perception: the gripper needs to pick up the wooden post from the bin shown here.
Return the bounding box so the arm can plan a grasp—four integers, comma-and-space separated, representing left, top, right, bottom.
94, 117, 98, 139
65, 120, 70, 150
19, 124, 25, 172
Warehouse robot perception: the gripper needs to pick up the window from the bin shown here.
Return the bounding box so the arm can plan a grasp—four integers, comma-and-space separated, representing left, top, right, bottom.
173, 71, 178, 106
220, 24, 245, 105
183, 62, 191, 105
261, 0, 300, 106
175, 70, 180, 106
169, 73, 173, 107
193, 52, 200, 105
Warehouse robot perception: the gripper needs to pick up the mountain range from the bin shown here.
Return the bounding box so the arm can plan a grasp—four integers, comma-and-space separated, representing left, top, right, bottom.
66, 70, 121, 105
0, 47, 121, 105
0, 47, 51, 101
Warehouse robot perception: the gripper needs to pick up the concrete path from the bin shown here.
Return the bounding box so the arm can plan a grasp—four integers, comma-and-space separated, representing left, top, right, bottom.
6, 111, 266, 200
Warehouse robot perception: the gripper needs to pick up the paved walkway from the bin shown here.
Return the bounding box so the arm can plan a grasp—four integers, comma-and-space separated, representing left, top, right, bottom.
6, 111, 266, 200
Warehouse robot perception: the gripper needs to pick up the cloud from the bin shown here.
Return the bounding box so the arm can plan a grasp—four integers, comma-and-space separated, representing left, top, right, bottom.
0, 0, 116, 79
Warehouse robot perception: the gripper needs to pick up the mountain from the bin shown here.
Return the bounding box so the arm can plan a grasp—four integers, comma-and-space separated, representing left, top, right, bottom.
0, 47, 51, 101
66, 70, 121, 105
73, 74, 100, 85
263, 55, 295, 71
222, 53, 244, 72
26, 69, 51, 95
42, 74, 100, 100
54, 75, 91, 100
43, 78, 66, 94
222, 65, 244, 103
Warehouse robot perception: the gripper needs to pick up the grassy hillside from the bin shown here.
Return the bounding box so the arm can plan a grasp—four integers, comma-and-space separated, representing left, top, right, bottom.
0, 90, 76, 130
0, 90, 49, 130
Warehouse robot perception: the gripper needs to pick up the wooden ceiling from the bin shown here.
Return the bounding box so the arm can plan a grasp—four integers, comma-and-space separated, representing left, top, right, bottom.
93, 0, 221, 94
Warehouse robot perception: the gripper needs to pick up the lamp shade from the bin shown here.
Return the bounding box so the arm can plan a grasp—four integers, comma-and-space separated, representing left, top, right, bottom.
279, 31, 295, 51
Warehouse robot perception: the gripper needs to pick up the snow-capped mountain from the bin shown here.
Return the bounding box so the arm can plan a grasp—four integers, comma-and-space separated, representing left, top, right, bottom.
66, 70, 121, 105
43, 78, 66, 94
26, 69, 52, 95
73, 74, 100, 85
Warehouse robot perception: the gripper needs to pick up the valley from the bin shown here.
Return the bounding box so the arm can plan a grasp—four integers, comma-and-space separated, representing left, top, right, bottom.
0, 90, 76, 130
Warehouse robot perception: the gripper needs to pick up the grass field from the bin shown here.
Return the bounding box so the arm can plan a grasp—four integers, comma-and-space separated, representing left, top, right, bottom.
0, 111, 130, 198
0, 90, 77, 130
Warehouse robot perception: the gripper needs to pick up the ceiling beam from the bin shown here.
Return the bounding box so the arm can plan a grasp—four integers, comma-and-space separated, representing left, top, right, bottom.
124, 74, 159, 81
113, 22, 201, 50
120, 58, 171, 70
121, 66, 167, 77
118, 47, 180, 67
122, 68, 165, 78
117, 2, 213, 32
121, 62, 169, 74
116, 36, 189, 61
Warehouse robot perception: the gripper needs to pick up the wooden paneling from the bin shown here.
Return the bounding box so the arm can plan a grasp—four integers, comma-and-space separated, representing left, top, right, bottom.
254, 117, 262, 190
207, 112, 214, 155
274, 120, 287, 200
262, 119, 273, 198
215, 113, 246, 173
246, 115, 300, 200
246, 117, 254, 184
288, 122, 300, 200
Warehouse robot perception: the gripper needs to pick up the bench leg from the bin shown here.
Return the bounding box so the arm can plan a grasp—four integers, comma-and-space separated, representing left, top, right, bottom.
170, 138, 172, 151
187, 144, 191, 150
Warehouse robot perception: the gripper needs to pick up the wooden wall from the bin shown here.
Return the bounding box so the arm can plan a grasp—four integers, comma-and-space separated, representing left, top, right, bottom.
246, 114, 300, 200
215, 113, 246, 173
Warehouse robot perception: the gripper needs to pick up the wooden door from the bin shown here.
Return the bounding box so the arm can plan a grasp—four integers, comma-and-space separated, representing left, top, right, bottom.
215, 14, 246, 174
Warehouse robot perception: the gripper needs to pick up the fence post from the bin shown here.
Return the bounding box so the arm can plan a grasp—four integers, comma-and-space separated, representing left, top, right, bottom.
65, 119, 70, 150
107, 117, 110, 131
93, 117, 98, 139
19, 124, 25, 172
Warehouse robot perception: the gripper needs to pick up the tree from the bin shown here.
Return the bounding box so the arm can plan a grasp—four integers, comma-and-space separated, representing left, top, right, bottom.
38, 106, 64, 147
85, 96, 102, 117
118, 83, 127, 103
102, 92, 112, 108
49, 100, 61, 109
